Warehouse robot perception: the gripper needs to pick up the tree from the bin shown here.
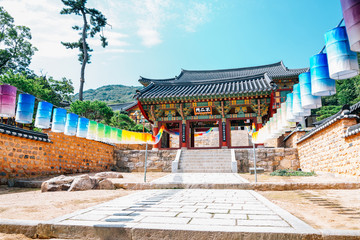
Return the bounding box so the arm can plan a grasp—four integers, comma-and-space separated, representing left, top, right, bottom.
109, 112, 149, 132
69, 100, 113, 123
0, 71, 74, 106
60, 0, 108, 101
0, 7, 37, 74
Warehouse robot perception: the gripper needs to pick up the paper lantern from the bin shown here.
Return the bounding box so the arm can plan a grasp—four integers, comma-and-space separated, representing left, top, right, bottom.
64, 113, 78, 136
76, 117, 89, 138
117, 129, 123, 143
0, 85, 17, 118
325, 26, 359, 80
104, 125, 111, 143
286, 93, 296, 122
51, 108, 67, 133
35, 101, 53, 129
110, 127, 118, 143
299, 72, 322, 109
96, 122, 105, 141
310, 53, 336, 96
86, 120, 97, 140
341, 0, 360, 52
292, 84, 311, 117
15, 93, 35, 124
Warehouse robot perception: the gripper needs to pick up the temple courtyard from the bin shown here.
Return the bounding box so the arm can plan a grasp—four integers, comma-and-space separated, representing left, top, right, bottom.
0, 172, 359, 240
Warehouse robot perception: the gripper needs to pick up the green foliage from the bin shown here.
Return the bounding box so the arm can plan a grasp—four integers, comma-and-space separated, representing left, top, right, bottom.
270, 169, 316, 177
129, 124, 150, 133
313, 105, 342, 121
0, 71, 74, 106
0, 6, 37, 74
110, 112, 135, 129
69, 100, 113, 123
72, 85, 140, 103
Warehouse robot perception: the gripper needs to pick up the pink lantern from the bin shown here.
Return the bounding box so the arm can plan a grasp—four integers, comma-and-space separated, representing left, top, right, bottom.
341, 0, 360, 52
0, 85, 17, 118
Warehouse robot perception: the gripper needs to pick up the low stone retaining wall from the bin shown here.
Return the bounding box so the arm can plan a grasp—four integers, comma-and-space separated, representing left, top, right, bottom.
114, 149, 177, 172
114, 148, 299, 173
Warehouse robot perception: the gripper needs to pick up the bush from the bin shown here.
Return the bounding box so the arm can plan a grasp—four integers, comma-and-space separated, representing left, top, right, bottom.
270, 169, 316, 177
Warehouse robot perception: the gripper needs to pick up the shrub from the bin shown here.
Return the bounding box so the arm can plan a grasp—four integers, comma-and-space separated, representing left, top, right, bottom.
270, 169, 316, 177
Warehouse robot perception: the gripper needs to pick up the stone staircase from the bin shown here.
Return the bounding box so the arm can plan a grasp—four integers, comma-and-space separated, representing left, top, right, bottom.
177, 149, 232, 173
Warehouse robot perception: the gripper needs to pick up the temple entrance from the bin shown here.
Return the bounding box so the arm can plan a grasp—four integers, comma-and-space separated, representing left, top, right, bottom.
160, 122, 180, 149
228, 119, 252, 148
188, 120, 220, 149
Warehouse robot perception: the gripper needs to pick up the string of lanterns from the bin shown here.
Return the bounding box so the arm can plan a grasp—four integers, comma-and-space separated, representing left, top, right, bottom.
255, 0, 360, 142
0, 84, 165, 145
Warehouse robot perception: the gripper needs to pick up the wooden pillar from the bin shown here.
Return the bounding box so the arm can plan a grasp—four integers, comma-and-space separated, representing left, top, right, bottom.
153, 121, 159, 150
181, 120, 187, 149
190, 123, 195, 148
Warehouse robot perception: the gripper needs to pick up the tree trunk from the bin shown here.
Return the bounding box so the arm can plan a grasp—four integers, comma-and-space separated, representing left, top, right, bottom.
79, 9, 88, 101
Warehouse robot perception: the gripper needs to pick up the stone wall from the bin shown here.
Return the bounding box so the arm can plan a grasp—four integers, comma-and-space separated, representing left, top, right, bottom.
0, 131, 115, 184
284, 130, 306, 148
114, 149, 177, 172
297, 118, 360, 177
234, 148, 299, 172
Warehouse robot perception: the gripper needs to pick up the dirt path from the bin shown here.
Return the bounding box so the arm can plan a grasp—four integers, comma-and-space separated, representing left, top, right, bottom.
260, 189, 360, 230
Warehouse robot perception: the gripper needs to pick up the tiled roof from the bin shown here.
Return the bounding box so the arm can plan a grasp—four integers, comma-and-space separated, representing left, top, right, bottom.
139, 61, 307, 86
345, 123, 360, 137
297, 110, 359, 143
0, 123, 51, 142
108, 101, 138, 111
136, 73, 276, 101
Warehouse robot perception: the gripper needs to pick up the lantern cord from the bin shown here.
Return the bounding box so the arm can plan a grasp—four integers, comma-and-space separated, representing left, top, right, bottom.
319, 18, 344, 54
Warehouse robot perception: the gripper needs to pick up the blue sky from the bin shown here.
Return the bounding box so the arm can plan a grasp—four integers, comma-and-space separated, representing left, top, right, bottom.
1, 0, 343, 93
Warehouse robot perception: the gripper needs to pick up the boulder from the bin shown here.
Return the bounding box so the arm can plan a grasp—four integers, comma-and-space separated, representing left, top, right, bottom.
96, 179, 115, 190
95, 172, 123, 179
68, 174, 98, 192
41, 175, 75, 192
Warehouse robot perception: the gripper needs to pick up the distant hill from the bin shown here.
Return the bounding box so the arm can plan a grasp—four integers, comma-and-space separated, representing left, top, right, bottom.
72, 85, 142, 103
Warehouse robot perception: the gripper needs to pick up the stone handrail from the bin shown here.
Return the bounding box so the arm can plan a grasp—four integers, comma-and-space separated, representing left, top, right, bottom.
231, 149, 237, 173
171, 149, 182, 173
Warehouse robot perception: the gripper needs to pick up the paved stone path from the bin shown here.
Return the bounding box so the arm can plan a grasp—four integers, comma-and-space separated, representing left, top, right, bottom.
47, 189, 315, 235
151, 173, 249, 184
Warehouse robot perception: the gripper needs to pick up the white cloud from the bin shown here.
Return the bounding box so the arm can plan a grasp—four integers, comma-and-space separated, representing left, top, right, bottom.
183, 2, 212, 32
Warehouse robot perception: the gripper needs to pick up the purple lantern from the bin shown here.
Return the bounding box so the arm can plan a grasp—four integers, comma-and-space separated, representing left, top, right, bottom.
341, 0, 360, 52
0, 85, 17, 118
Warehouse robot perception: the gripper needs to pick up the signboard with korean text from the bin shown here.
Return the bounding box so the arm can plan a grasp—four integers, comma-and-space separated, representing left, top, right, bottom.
194, 106, 212, 115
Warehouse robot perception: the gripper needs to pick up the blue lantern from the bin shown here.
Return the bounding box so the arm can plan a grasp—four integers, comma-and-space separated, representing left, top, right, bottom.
325, 26, 359, 80
310, 53, 336, 96
76, 117, 89, 138
299, 72, 322, 109
35, 102, 53, 129
15, 93, 35, 124
286, 93, 297, 122
64, 113, 78, 136
51, 108, 67, 133
292, 84, 311, 117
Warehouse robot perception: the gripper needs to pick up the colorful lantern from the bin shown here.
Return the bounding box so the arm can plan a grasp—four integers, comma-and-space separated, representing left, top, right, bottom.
110, 127, 118, 143
104, 125, 111, 143
64, 113, 78, 136
286, 93, 297, 122
76, 117, 89, 138
51, 108, 67, 133
299, 72, 322, 109
96, 123, 105, 141
292, 84, 311, 117
325, 26, 359, 80
340, 0, 360, 52
310, 53, 336, 96
35, 101, 53, 129
117, 129, 123, 143
15, 93, 35, 124
0, 85, 17, 118
86, 120, 97, 140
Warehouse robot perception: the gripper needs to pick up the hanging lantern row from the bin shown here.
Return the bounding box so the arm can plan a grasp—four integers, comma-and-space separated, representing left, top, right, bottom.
0, 87, 165, 145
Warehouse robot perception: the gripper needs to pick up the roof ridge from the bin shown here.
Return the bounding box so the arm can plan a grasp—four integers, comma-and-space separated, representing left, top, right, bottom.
154, 73, 272, 86
139, 76, 176, 81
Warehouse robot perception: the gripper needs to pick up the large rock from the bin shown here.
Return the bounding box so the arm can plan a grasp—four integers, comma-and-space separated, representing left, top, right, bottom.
95, 172, 123, 179
41, 175, 75, 192
96, 179, 115, 190
68, 174, 98, 191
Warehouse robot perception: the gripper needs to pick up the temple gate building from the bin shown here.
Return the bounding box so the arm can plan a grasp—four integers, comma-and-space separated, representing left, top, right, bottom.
136, 61, 307, 150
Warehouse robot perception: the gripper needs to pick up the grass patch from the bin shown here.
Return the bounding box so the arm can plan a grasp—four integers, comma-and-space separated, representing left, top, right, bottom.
270, 169, 316, 177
